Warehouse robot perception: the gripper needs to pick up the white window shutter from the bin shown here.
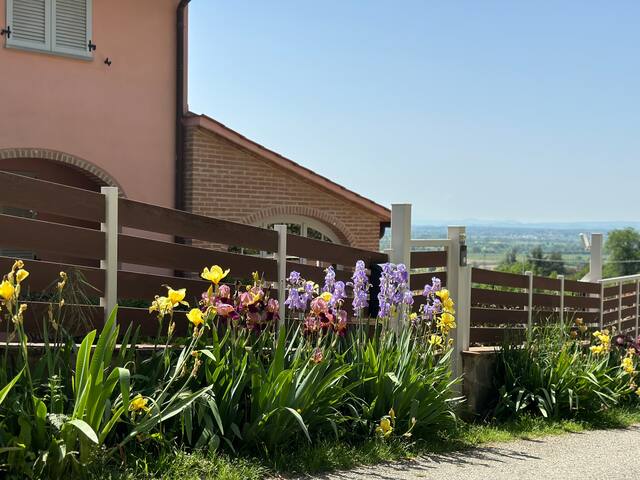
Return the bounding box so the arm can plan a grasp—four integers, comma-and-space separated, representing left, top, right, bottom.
6, 0, 52, 52
52, 0, 91, 57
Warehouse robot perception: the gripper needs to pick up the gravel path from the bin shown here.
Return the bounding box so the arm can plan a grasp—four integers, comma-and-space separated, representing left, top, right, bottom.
292, 425, 640, 480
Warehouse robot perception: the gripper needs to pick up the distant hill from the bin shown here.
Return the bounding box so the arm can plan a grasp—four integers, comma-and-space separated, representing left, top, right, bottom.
411, 220, 640, 231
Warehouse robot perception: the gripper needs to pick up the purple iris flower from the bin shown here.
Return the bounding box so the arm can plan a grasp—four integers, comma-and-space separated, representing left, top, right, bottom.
287, 271, 302, 285
402, 290, 414, 305
323, 266, 336, 293
377, 263, 414, 319
331, 280, 346, 307
284, 288, 306, 310
284, 270, 312, 311
349, 260, 370, 316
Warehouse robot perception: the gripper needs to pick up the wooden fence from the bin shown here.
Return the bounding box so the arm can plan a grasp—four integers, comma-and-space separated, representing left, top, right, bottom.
410, 249, 448, 309
600, 274, 640, 335
469, 268, 602, 344
2, 171, 639, 348
0, 171, 386, 337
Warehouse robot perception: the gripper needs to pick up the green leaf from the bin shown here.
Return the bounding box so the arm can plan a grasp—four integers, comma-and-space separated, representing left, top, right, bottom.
0, 368, 23, 406
75, 330, 96, 394
72, 373, 92, 419
284, 407, 311, 443
385, 372, 400, 386
125, 385, 214, 442
206, 395, 224, 435
230, 423, 243, 440
0, 446, 25, 454
199, 349, 217, 362
88, 307, 118, 394
115, 367, 131, 412
99, 405, 126, 444
66, 419, 99, 444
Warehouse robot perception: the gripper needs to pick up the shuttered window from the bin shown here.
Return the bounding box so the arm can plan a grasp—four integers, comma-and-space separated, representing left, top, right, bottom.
6, 0, 51, 51
52, 0, 90, 56
5, 0, 92, 58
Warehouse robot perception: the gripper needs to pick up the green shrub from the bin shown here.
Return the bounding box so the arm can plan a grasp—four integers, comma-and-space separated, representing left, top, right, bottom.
0, 261, 462, 476
494, 322, 637, 420
345, 328, 459, 437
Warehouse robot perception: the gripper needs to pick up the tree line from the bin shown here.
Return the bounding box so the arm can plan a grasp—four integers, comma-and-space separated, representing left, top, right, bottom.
496, 227, 640, 280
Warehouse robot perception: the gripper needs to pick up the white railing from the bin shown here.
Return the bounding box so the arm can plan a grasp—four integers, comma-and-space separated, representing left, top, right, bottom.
598, 273, 640, 336
389, 204, 470, 382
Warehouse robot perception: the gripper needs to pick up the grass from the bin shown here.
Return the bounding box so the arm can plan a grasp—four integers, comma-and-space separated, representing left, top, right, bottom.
97, 450, 268, 480
95, 407, 640, 480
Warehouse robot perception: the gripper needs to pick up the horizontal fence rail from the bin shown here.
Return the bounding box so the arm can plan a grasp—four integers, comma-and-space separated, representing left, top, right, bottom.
469, 267, 601, 346
599, 274, 640, 338
409, 240, 449, 310
0, 171, 388, 339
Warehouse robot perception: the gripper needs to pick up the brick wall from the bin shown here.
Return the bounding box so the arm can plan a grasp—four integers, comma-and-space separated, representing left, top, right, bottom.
184, 126, 383, 251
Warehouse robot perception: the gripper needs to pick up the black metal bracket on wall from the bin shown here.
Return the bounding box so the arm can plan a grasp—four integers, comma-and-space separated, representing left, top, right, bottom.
1, 26, 11, 38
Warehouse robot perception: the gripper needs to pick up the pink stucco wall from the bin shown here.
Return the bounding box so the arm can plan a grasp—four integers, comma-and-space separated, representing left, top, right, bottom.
0, 0, 180, 207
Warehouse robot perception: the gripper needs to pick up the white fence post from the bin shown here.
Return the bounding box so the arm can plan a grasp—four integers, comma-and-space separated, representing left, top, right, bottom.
599, 282, 605, 330
590, 233, 603, 282
275, 224, 287, 329
558, 274, 565, 328
100, 187, 118, 322
618, 281, 623, 332
525, 271, 534, 339
390, 204, 411, 269
454, 266, 471, 383
446, 226, 465, 306
390, 204, 412, 332
636, 279, 639, 338
446, 226, 466, 380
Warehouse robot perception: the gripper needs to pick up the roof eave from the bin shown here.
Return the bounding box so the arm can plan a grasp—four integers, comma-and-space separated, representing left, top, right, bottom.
183, 113, 391, 221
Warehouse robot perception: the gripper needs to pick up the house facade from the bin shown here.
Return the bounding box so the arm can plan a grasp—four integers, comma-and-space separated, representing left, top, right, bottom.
0, 0, 389, 251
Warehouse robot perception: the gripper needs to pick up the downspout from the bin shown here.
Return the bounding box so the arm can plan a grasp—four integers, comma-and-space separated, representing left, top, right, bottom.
175, 0, 191, 210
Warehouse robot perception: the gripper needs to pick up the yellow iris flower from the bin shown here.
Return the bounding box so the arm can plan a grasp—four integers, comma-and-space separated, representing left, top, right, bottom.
15, 269, 29, 284
622, 357, 635, 374
429, 334, 443, 347
590, 344, 605, 355
436, 289, 450, 302
129, 394, 151, 413
187, 308, 205, 327
438, 312, 457, 332
167, 287, 188, 307
443, 297, 455, 310
0, 280, 15, 302
149, 296, 173, 315
320, 291, 333, 303
375, 417, 393, 437
201, 265, 230, 285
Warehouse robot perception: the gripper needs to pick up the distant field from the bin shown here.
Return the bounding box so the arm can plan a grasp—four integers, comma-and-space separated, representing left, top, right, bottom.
381, 224, 599, 272
469, 253, 590, 270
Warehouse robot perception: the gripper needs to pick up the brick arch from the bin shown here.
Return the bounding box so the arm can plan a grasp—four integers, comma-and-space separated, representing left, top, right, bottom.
0, 148, 126, 196
243, 206, 356, 246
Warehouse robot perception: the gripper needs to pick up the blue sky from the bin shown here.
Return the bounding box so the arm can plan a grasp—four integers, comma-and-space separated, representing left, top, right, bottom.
188, 1, 640, 223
